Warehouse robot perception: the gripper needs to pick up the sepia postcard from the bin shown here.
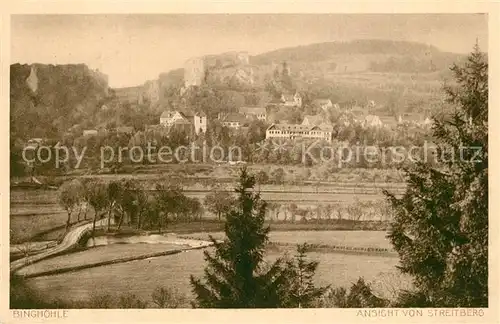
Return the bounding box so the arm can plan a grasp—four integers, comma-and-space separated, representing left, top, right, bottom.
0, 1, 499, 323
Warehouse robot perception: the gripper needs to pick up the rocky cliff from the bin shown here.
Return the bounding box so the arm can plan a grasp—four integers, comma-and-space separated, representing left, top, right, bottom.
10, 63, 110, 139
184, 51, 256, 89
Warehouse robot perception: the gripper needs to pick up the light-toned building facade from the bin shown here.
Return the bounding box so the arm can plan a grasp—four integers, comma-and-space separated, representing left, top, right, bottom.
281, 91, 302, 107
266, 123, 332, 142
160, 111, 185, 127
183, 111, 207, 134
312, 99, 333, 112
160, 110, 207, 134
397, 114, 432, 127
83, 129, 98, 137
221, 113, 249, 130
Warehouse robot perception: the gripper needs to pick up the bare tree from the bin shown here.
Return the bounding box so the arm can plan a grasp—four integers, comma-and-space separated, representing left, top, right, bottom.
58, 179, 84, 233
289, 203, 298, 223
151, 287, 187, 308
85, 180, 109, 238
204, 189, 235, 221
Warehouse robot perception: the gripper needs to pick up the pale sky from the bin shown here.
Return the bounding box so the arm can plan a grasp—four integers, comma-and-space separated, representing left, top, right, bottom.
11, 14, 488, 88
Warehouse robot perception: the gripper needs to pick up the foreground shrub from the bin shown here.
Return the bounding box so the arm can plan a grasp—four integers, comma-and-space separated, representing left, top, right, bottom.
118, 293, 148, 309
10, 275, 69, 309
87, 292, 115, 308
151, 287, 188, 308
317, 278, 389, 308
281, 243, 330, 308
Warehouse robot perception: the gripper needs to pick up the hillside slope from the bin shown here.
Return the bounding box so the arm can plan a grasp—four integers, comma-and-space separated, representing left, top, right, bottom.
160, 40, 464, 97
10, 63, 110, 139
251, 40, 463, 71
173, 40, 465, 112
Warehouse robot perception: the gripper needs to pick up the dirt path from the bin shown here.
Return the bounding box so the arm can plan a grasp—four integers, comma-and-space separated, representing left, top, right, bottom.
10, 219, 108, 274
11, 220, 216, 276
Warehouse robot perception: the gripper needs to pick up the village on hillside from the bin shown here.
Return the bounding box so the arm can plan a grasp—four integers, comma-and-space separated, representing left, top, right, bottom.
24, 52, 434, 155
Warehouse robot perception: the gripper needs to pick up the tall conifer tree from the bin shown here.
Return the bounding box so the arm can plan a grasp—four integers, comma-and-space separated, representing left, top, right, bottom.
385, 44, 488, 307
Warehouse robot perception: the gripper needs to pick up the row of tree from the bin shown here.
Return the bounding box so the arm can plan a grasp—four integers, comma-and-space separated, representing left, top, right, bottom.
58, 179, 206, 235
59, 176, 391, 236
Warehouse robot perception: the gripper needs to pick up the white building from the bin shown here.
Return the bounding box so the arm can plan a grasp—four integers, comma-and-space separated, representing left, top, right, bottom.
221, 113, 249, 130
83, 129, 98, 137
281, 91, 302, 107
266, 123, 332, 142
160, 110, 207, 134
160, 111, 185, 127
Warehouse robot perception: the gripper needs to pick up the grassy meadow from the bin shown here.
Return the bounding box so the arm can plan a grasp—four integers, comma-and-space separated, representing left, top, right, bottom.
26, 244, 407, 307
12, 167, 403, 307
10, 189, 95, 243
182, 230, 392, 250
18, 243, 188, 277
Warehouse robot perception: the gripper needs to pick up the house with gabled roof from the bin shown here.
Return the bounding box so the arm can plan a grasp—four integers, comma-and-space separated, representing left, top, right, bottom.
181, 110, 207, 134
160, 111, 184, 127
302, 114, 324, 126
160, 110, 207, 134
379, 116, 399, 128
221, 113, 249, 130
312, 99, 334, 112
281, 91, 302, 107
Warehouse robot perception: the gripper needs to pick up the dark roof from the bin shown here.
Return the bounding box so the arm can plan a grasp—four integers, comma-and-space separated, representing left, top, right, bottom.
161, 110, 206, 119
180, 110, 206, 118
116, 126, 134, 133
238, 106, 266, 115
223, 113, 248, 124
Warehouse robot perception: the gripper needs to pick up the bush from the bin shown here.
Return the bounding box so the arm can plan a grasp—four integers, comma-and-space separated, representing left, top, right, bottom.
151, 287, 188, 308
87, 292, 115, 308
10, 275, 70, 309
317, 278, 389, 308
118, 293, 148, 309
